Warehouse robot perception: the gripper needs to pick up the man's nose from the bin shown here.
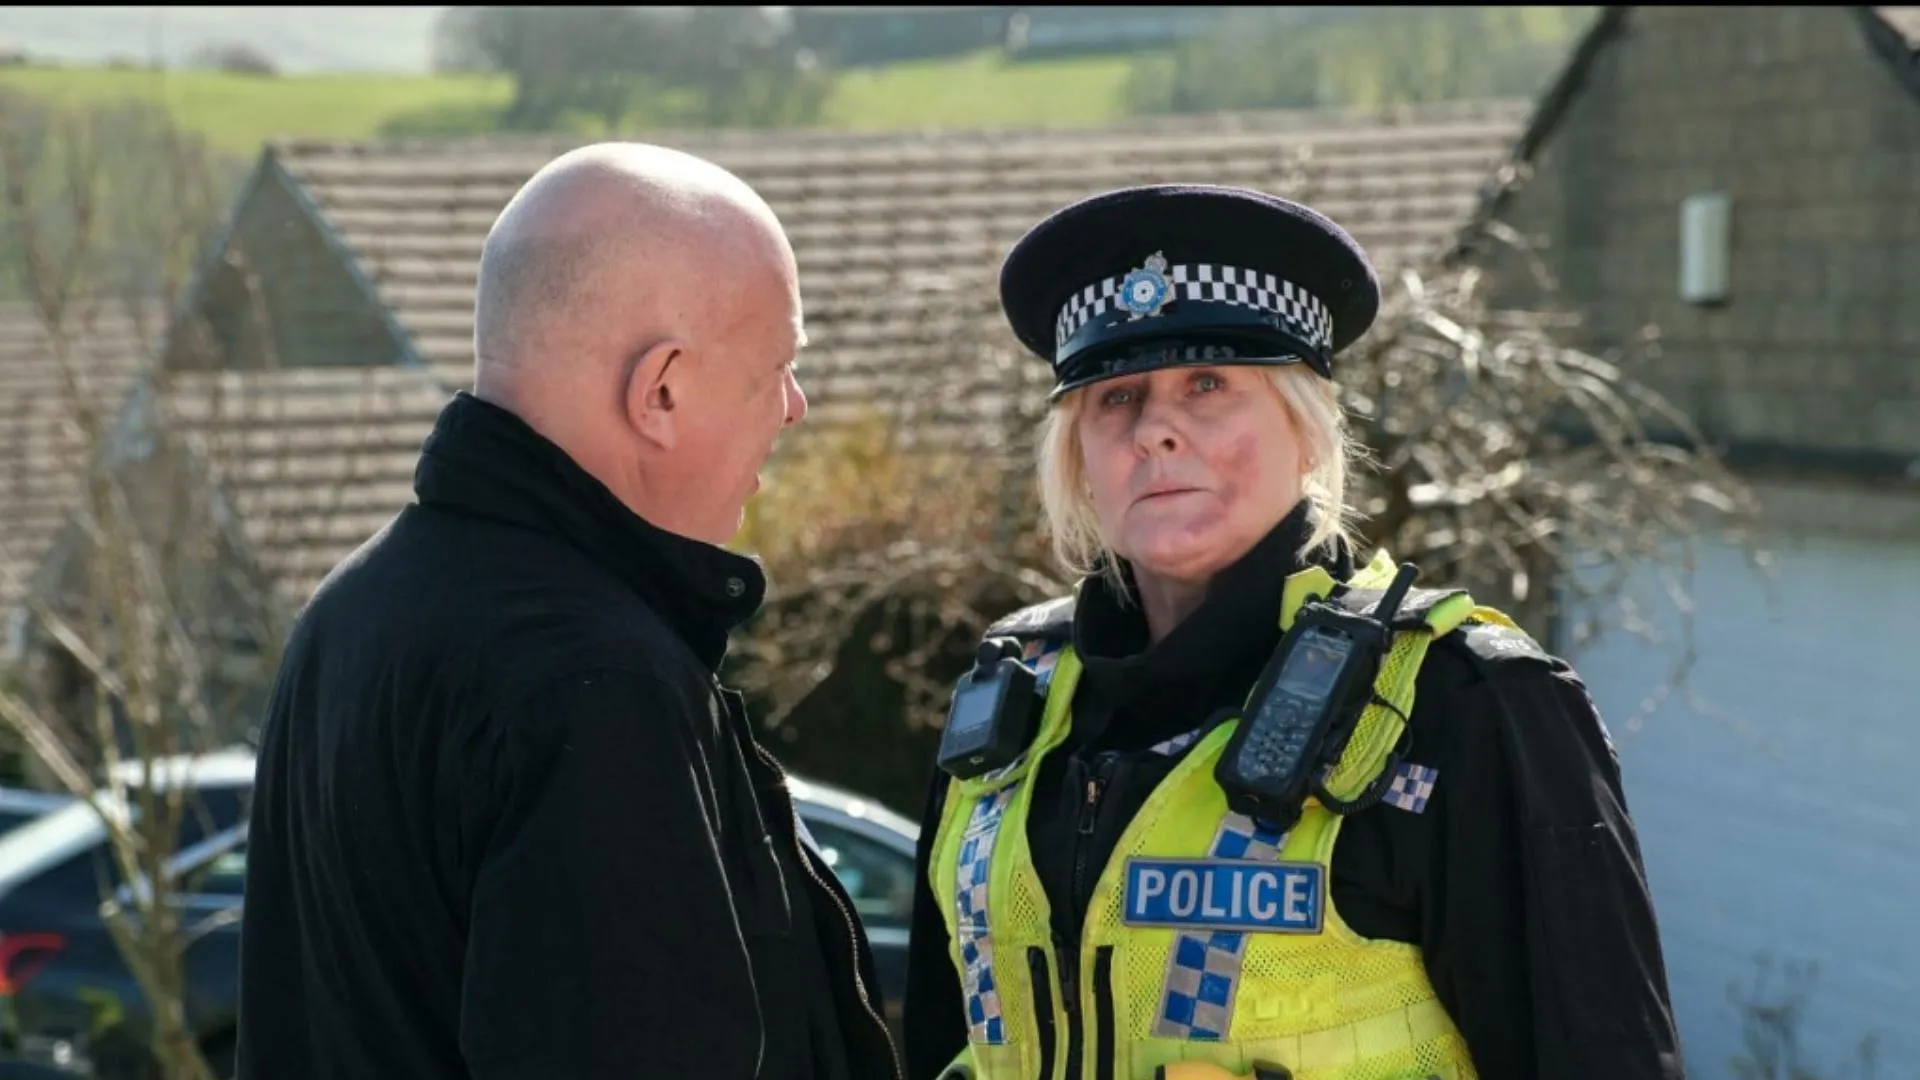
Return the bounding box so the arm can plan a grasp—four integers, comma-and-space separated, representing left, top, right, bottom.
783, 366, 809, 427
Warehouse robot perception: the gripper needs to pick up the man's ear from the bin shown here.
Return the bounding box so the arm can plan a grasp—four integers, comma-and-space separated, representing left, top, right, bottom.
623, 339, 686, 449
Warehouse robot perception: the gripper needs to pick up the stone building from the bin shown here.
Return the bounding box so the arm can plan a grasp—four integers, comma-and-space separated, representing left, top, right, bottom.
1463, 7, 1920, 1074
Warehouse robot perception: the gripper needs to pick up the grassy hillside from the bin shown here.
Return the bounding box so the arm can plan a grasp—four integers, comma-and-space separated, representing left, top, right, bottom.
0, 66, 512, 155
0, 49, 1141, 157
821, 51, 1139, 130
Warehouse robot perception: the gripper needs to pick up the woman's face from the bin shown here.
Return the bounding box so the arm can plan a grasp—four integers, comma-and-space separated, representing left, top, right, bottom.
1076, 364, 1308, 585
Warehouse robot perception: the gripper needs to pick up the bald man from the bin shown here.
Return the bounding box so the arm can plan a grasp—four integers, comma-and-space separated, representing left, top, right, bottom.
236, 144, 902, 1080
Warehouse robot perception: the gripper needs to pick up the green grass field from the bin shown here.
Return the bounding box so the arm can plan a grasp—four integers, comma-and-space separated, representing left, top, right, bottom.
821, 51, 1140, 130
0, 66, 515, 155
0, 49, 1144, 158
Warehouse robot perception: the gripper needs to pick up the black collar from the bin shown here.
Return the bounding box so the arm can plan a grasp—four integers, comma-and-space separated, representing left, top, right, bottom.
411, 392, 766, 671
1071, 502, 1355, 702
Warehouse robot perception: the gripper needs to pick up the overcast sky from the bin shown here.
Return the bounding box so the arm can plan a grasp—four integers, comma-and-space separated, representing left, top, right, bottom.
0, 6, 449, 74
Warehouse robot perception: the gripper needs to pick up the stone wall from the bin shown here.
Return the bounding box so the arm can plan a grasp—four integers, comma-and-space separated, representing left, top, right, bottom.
1486, 7, 1920, 462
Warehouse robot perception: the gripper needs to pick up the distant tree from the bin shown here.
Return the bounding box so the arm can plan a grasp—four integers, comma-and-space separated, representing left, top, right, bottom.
1127, 6, 1596, 115
189, 41, 277, 77
432, 5, 830, 132
0, 90, 239, 303
1124, 8, 1337, 116
669, 7, 831, 128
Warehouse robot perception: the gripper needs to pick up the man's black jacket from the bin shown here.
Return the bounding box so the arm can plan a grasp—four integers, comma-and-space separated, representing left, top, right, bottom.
236, 391, 902, 1080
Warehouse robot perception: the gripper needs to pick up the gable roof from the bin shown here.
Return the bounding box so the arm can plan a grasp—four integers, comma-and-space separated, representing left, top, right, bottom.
269, 99, 1531, 427
0, 304, 154, 628
1457, 6, 1920, 251
113, 100, 1528, 609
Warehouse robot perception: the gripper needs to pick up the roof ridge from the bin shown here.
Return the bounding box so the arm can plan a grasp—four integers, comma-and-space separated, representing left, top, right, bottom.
1872, 5, 1920, 46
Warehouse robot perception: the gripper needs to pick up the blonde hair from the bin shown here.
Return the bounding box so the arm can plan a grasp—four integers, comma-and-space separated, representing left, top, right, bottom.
1036, 365, 1362, 592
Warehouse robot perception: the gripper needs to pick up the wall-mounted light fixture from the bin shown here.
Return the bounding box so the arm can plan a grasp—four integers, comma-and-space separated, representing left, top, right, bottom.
1680, 192, 1732, 305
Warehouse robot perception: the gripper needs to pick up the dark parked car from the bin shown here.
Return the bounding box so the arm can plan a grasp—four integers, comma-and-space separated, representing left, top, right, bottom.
783, 773, 920, 1033
0, 791, 74, 841
0, 751, 254, 1079
0, 752, 918, 1079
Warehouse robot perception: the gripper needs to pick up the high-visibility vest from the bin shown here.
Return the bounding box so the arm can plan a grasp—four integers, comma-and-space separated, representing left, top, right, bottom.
929, 551, 1526, 1079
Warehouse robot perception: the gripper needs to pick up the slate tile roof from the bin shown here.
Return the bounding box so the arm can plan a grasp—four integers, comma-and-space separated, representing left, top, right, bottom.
0, 304, 153, 622
23, 101, 1519, 610
160, 364, 448, 604
272, 100, 1533, 430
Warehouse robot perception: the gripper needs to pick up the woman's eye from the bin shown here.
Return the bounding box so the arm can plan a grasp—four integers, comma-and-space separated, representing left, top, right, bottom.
1099, 388, 1134, 408
1194, 373, 1225, 393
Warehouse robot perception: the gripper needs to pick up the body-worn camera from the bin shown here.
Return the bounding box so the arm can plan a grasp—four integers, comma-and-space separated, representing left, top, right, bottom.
1214, 563, 1421, 833
936, 638, 1041, 780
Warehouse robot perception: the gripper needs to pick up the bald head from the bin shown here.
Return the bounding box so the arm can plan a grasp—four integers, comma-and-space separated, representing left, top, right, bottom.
472, 142, 794, 377
468, 142, 809, 547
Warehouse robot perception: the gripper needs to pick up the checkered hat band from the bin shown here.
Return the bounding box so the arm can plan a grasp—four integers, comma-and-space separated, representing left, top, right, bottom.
1053, 264, 1334, 353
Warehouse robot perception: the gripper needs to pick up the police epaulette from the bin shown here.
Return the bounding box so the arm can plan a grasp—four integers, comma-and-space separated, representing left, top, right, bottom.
983, 594, 1075, 646
1452, 619, 1554, 665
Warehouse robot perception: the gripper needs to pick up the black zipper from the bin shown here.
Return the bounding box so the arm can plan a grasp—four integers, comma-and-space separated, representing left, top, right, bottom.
1064, 752, 1117, 1080
1093, 946, 1116, 1080
1070, 752, 1119, 921
1026, 947, 1057, 1080
1056, 932, 1082, 1080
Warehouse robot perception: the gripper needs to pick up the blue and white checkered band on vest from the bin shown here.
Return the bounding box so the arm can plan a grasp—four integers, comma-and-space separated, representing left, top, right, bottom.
955, 786, 1018, 1044
1052, 257, 1336, 355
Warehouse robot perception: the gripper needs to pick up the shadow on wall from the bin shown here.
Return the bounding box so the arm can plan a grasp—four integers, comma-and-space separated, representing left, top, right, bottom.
1727, 953, 1881, 1080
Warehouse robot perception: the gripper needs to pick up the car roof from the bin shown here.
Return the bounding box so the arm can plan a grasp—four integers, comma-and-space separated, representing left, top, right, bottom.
102, 746, 257, 790
786, 773, 918, 842
0, 787, 75, 816
0, 751, 256, 899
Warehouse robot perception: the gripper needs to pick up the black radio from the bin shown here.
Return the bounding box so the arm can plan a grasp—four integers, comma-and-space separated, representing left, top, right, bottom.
936, 638, 1041, 780
1214, 563, 1421, 833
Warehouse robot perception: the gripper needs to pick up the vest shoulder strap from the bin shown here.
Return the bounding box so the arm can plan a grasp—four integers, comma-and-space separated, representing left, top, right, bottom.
1325, 581, 1477, 638
983, 594, 1076, 647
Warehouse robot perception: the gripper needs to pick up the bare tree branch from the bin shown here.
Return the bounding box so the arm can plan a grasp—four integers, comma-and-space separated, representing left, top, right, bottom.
0, 87, 252, 1080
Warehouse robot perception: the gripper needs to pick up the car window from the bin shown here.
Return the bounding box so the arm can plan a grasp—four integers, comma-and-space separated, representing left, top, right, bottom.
804, 819, 914, 930
177, 786, 249, 851
10, 785, 252, 906
185, 841, 246, 897
0, 809, 47, 837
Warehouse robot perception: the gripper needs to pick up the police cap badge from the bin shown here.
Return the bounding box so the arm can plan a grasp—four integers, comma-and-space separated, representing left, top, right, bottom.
998, 184, 1381, 399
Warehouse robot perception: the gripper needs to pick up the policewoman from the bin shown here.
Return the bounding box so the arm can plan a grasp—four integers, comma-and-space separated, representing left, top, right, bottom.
901, 186, 1685, 1080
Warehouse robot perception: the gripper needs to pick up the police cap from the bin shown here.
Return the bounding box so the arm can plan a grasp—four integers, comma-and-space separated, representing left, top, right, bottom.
998, 184, 1381, 399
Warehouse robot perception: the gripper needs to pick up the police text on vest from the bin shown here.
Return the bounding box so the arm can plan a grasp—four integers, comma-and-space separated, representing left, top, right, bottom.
1121, 858, 1325, 933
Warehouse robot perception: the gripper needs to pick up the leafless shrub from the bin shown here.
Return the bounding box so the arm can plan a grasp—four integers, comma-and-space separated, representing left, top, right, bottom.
0, 87, 386, 1080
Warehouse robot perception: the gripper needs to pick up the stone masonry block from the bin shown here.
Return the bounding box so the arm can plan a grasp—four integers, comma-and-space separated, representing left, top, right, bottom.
1713, 386, 1784, 439
1749, 247, 1809, 298
1868, 399, 1920, 455
1841, 300, 1894, 347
